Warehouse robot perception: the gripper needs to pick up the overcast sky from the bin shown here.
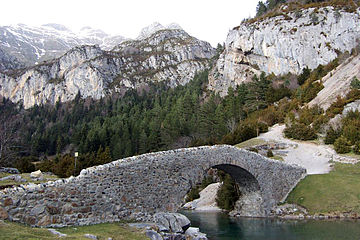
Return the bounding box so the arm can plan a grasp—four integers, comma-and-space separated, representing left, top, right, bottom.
1, 0, 258, 46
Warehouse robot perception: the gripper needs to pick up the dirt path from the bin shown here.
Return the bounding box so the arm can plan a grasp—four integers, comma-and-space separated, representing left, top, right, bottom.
258, 124, 357, 175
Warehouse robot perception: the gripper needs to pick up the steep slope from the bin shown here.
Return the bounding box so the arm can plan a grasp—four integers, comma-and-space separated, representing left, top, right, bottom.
0, 29, 215, 108
209, 6, 360, 96
0, 48, 24, 72
0, 23, 126, 68
309, 54, 360, 110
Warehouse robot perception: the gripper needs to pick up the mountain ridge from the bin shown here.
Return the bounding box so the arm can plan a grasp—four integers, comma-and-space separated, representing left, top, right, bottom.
0, 28, 216, 108
0, 22, 191, 70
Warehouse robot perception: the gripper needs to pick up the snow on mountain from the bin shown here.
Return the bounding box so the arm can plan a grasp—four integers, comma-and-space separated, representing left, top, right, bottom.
0, 23, 126, 68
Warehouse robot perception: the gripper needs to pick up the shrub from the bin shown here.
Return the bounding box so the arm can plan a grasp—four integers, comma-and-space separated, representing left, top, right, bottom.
350, 77, 360, 89
297, 67, 310, 85
185, 187, 200, 202
185, 176, 214, 202
284, 123, 317, 140
342, 123, 360, 145
267, 149, 274, 157
324, 126, 341, 144
249, 147, 259, 153
334, 136, 352, 154
326, 96, 346, 118
265, 86, 292, 104
353, 141, 360, 155
15, 156, 36, 173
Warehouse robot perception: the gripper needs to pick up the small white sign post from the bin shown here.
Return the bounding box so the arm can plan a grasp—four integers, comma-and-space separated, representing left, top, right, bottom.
74, 152, 79, 176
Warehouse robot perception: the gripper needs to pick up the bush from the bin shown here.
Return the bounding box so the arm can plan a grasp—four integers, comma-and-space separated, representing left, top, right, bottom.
334, 136, 352, 154
185, 176, 214, 202
353, 141, 360, 155
267, 149, 274, 157
249, 148, 259, 153
284, 123, 317, 140
297, 67, 311, 85
326, 96, 346, 117
342, 123, 360, 145
350, 77, 360, 89
324, 126, 341, 145
185, 187, 200, 202
15, 156, 36, 173
265, 86, 292, 104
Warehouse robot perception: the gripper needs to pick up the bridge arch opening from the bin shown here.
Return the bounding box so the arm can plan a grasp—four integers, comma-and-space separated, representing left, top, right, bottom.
212, 164, 265, 217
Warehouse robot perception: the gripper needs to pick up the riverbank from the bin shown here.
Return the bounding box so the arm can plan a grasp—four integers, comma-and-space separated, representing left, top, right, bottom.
233, 125, 360, 219
0, 220, 146, 239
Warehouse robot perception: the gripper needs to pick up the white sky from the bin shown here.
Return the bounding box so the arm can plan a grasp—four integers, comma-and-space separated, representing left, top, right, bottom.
0, 0, 258, 46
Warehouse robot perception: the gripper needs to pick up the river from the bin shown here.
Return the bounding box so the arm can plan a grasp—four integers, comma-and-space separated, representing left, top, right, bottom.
181, 211, 360, 240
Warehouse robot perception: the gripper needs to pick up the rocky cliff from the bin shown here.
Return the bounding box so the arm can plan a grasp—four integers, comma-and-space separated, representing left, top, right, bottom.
309, 53, 360, 110
0, 28, 215, 108
0, 23, 127, 68
209, 6, 360, 96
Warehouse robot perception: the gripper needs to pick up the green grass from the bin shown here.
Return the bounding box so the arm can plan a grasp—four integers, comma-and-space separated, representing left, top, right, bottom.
0, 220, 146, 240
235, 138, 267, 149
286, 163, 360, 215
271, 155, 284, 161
0, 173, 59, 187
340, 152, 360, 160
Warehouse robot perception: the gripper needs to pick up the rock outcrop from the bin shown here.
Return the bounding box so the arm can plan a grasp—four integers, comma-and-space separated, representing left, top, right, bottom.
209, 6, 360, 96
0, 28, 215, 108
309, 54, 360, 110
183, 182, 221, 211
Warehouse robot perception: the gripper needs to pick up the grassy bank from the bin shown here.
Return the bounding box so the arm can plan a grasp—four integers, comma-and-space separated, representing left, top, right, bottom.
235, 138, 267, 148
0, 172, 59, 187
0, 220, 146, 240
286, 163, 360, 215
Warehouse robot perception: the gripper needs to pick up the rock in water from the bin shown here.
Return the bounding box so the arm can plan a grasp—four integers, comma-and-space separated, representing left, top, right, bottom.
153, 212, 191, 233
185, 227, 208, 240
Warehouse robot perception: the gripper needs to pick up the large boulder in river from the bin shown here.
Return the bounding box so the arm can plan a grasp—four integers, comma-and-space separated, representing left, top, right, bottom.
153, 212, 191, 233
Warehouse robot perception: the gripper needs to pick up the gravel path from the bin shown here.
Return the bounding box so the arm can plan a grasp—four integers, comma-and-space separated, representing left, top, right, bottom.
258, 124, 357, 175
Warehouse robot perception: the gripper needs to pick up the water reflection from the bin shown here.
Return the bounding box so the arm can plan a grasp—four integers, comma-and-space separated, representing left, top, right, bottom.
181, 210, 360, 240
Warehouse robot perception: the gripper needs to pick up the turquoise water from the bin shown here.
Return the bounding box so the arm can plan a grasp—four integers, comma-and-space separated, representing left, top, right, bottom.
181, 211, 360, 240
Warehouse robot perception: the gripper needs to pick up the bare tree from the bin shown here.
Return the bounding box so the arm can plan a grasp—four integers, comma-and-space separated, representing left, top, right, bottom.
0, 108, 21, 167
226, 117, 237, 134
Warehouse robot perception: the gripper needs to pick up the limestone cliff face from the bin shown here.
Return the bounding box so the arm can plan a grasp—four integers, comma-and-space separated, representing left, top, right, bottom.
209, 6, 360, 96
0, 29, 215, 108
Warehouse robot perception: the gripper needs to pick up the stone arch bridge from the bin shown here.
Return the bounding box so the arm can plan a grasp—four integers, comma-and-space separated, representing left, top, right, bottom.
0, 145, 306, 227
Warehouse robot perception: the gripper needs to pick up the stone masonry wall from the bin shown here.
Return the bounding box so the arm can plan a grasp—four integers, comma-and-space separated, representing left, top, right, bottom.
0, 145, 306, 227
